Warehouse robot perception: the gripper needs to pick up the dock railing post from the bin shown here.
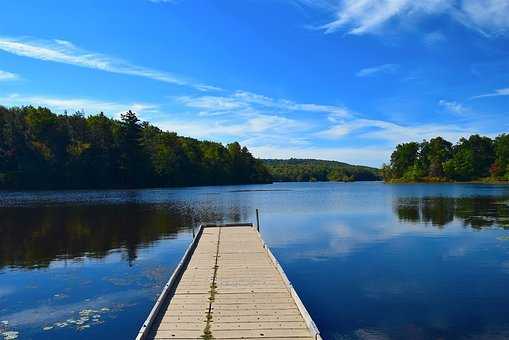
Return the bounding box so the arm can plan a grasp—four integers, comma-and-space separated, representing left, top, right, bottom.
256, 209, 260, 232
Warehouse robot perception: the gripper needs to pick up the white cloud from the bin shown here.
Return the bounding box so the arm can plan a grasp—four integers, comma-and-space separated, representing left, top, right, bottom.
356, 63, 399, 77
0, 37, 217, 91
161, 91, 321, 150
177, 95, 245, 112
472, 87, 509, 99
317, 119, 370, 138
194, 84, 223, 92
234, 89, 351, 115
363, 121, 475, 144
316, 0, 452, 35
178, 90, 353, 118
459, 0, 509, 36
0, 70, 19, 81
0, 93, 158, 117
438, 99, 468, 114
317, 118, 474, 145
296, 0, 509, 37
158, 113, 306, 141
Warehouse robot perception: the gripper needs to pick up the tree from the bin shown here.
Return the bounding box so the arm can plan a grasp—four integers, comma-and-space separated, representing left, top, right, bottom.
86, 112, 119, 187
467, 134, 494, 177
493, 134, 509, 179
118, 110, 147, 187
444, 146, 475, 180
445, 135, 494, 180
422, 137, 452, 178
390, 142, 420, 178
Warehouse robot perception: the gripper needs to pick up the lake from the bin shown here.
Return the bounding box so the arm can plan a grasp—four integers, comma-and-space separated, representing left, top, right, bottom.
1, 182, 509, 339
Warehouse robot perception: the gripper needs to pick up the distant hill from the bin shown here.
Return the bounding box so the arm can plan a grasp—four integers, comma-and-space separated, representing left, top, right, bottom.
261, 158, 381, 182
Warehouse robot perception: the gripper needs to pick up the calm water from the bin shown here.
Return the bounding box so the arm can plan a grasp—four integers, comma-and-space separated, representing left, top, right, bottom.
1, 182, 509, 339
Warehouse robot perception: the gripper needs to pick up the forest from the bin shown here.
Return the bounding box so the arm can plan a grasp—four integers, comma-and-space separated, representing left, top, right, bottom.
0, 106, 271, 189
263, 158, 381, 182
382, 134, 509, 182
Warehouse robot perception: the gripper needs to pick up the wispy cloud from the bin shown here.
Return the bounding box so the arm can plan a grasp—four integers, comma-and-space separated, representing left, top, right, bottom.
313, 0, 453, 35
438, 99, 468, 114
317, 118, 474, 145
295, 0, 509, 37
194, 84, 224, 92
0, 70, 19, 81
356, 63, 399, 77
0, 37, 217, 91
471, 87, 509, 99
177, 90, 354, 117
177, 95, 245, 113
158, 114, 306, 140
457, 0, 509, 36
164, 90, 343, 152
0, 93, 158, 117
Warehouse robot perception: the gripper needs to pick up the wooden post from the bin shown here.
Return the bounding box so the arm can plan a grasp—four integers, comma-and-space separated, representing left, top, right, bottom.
256, 209, 260, 232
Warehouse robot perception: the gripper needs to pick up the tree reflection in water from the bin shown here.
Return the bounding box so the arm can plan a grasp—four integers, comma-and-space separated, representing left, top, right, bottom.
0, 202, 238, 269
395, 196, 509, 228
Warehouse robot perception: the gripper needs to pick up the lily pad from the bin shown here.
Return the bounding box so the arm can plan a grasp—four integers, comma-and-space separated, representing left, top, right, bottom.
2, 331, 19, 340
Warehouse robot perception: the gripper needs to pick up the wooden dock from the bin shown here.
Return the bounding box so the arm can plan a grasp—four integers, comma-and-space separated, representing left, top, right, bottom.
136, 223, 322, 340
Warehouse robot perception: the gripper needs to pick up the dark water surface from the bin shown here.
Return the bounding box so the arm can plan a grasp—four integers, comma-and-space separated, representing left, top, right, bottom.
1, 182, 509, 339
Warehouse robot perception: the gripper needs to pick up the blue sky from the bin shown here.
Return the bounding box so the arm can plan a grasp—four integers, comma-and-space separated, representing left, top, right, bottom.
0, 0, 508, 167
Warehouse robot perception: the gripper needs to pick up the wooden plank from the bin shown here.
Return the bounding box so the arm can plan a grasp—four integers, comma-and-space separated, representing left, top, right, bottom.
150, 329, 203, 339
210, 315, 304, 323
211, 329, 314, 338
201, 310, 304, 317
213, 338, 315, 340
210, 321, 309, 330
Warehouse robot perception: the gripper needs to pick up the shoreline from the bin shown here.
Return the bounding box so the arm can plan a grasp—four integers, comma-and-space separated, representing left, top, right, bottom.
385, 178, 509, 185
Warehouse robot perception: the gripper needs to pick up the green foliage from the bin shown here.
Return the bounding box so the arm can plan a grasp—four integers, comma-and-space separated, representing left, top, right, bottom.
390, 142, 419, 178
262, 159, 380, 182
446, 146, 476, 180
493, 134, 509, 178
420, 137, 452, 177
384, 133, 508, 182
402, 163, 425, 181
0, 106, 272, 189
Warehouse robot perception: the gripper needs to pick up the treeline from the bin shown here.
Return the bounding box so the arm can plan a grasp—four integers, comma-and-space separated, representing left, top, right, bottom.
0, 106, 272, 189
263, 158, 381, 182
382, 134, 509, 182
